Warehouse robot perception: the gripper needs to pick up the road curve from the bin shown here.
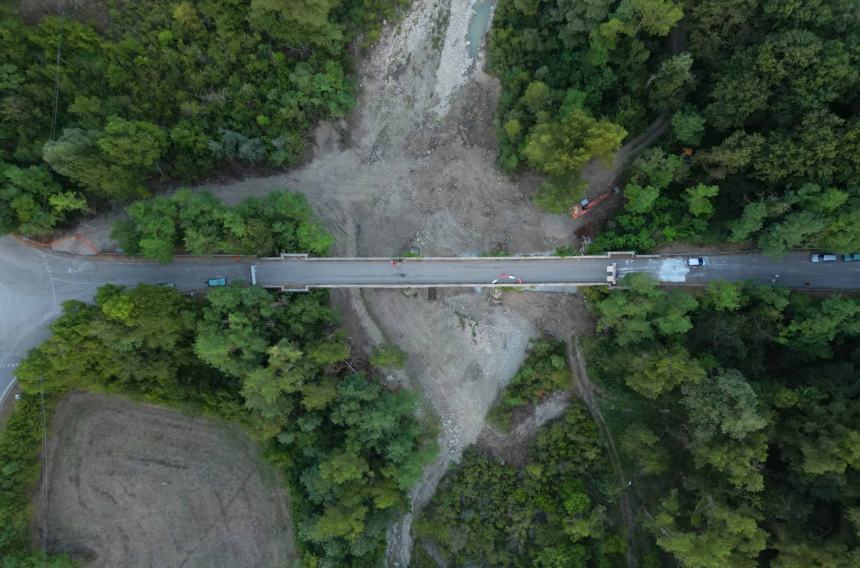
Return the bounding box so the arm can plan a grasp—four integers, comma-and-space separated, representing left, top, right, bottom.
0, 237, 255, 404
2, 236, 859, 403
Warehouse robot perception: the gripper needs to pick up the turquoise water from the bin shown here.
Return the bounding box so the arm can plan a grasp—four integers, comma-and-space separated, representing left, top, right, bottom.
466, 0, 496, 60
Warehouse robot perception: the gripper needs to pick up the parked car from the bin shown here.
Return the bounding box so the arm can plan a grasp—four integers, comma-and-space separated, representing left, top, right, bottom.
842, 253, 860, 262
810, 253, 837, 263
687, 257, 706, 267
207, 277, 227, 287
157, 282, 175, 288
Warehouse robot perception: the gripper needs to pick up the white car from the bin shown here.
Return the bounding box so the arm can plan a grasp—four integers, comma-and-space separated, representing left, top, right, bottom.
810, 253, 837, 263
687, 257, 706, 267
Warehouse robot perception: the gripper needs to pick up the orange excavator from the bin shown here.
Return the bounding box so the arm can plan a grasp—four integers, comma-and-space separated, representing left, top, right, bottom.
570, 186, 621, 219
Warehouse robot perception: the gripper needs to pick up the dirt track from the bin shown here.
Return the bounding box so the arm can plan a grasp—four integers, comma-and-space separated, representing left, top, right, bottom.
34, 393, 296, 568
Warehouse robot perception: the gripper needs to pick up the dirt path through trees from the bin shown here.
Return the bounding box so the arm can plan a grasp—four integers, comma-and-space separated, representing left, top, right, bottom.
567, 338, 638, 568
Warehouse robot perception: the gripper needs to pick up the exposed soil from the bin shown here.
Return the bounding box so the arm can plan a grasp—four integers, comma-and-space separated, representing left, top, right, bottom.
33, 392, 297, 568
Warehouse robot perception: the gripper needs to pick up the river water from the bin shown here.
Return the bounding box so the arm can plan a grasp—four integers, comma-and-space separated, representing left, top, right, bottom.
466, 0, 497, 61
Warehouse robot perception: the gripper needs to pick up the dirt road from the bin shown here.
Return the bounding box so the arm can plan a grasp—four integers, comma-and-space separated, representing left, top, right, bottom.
35, 393, 296, 568
567, 339, 638, 567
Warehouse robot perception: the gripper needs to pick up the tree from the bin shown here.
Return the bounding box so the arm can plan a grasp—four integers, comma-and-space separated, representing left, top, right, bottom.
523, 109, 626, 177
249, 0, 341, 46
685, 184, 719, 217
682, 369, 769, 491
698, 130, 764, 179
705, 281, 746, 311
629, 148, 683, 189
626, 0, 684, 36
120, 197, 179, 262
651, 491, 766, 568
621, 423, 669, 475
626, 346, 705, 398
683, 369, 767, 441
624, 183, 660, 213
649, 53, 695, 113
307, 337, 350, 365
113, 190, 332, 261
759, 211, 827, 255
195, 285, 285, 377
671, 108, 706, 146
730, 202, 768, 242
0, 162, 86, 236
778, 296, 860, 358
96, 117, 166, 174
521, 81, 552, 113
370, 343, 407, 369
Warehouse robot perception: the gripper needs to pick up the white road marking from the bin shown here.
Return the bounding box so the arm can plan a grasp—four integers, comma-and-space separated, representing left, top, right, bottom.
39, 251, 58, 306
49, 278, 101, 285
0, 377, 17, 403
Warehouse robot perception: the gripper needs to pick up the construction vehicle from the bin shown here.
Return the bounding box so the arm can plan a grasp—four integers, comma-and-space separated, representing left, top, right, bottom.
571, 186, 621, 219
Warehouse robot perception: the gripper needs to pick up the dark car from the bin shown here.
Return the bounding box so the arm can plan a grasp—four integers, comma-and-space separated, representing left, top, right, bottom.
842, 253, 860, 262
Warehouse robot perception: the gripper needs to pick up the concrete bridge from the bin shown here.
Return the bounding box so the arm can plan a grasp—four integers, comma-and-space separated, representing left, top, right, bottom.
253, 251, 860, 292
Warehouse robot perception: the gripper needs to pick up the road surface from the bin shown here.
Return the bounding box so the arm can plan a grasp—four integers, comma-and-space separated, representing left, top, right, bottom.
254, 252, 859, 291
1, 236, 858, 403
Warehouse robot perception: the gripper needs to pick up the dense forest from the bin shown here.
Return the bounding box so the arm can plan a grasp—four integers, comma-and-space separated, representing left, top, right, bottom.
0, 0, 402, 237
414, 275, 859, 567
584, 275, 860, 566
489, 0, 860, 253
413, 403, 626, 566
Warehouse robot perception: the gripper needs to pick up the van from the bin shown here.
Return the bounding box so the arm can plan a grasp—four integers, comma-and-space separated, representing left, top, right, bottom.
810, 253, 837, 263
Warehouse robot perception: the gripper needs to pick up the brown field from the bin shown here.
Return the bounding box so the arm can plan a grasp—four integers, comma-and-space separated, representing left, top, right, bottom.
34, 392, 297, 568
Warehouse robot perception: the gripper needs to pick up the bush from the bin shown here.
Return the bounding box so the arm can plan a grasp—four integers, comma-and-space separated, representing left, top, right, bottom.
370, 343, 408, 370
487, 338, 570, 430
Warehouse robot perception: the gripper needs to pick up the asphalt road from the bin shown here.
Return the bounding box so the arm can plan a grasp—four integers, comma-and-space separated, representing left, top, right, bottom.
618, 252, 860, 289
254, 257, 614, 288
254, 252, 860, 290
2, 236, 858, 403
